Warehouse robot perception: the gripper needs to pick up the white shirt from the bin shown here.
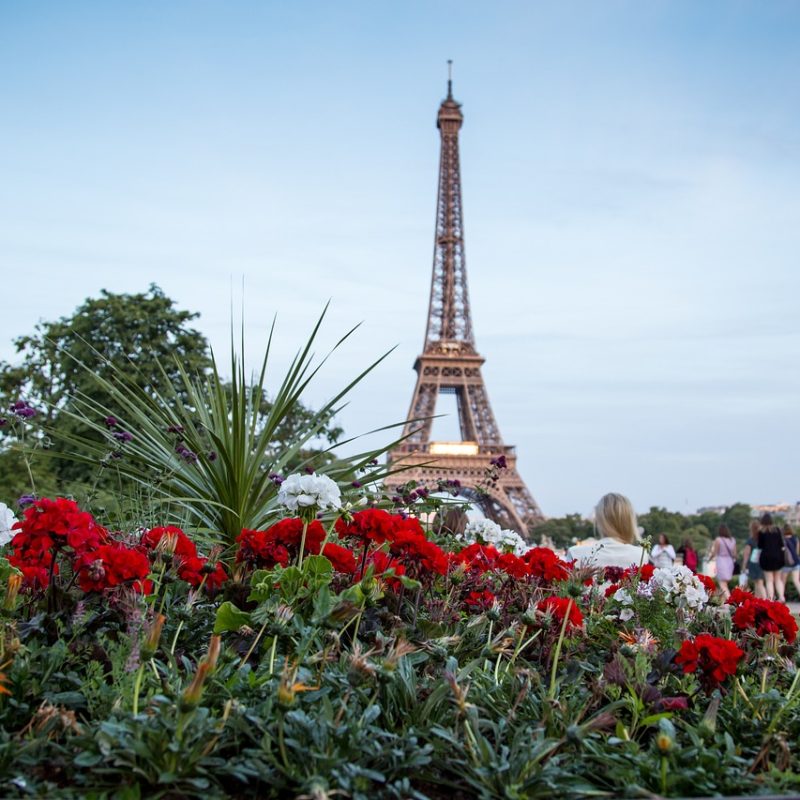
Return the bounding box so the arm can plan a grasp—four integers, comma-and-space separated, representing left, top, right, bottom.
566, 537, 648, 569
650, 544, 676, 569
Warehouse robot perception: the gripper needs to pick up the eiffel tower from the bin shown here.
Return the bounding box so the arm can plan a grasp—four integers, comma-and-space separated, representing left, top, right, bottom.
387, 70, 545, 535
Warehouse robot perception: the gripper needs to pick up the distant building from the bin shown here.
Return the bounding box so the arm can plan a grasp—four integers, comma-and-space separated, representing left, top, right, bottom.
751, 503, 800, 526
696, 506, 728, 516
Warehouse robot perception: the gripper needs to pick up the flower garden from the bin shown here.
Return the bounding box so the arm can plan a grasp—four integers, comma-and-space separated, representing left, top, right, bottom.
0, 319, 799, 799
1, 481, 799, 799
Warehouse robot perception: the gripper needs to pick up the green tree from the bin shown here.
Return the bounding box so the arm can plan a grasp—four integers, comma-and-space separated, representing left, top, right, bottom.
0, 285, 212, 499
0, 286, 344, 505
722, 502, 752, 542
638, 506, 686, 542
535, 513, 594, 550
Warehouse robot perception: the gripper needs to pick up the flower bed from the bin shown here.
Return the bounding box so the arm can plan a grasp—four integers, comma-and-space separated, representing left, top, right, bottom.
1, 489, 799, 798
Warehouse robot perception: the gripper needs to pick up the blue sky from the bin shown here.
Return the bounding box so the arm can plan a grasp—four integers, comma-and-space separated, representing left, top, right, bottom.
1, 1, 798, 517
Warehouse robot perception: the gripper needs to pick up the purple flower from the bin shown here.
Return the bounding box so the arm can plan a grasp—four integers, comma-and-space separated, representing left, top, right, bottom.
175, 443, 198, 463
207, 450, 218, 462
17, 494, 35, 508
490, 455, 507, 470
167, 424, 185, 434
0, 418, 7, 427
351, 481, 362, 488
113, 430, 133, 443
11, 401, 37, 419
269, 473, 284, 487
104, 416, 119, 428
304, 466, 314, 474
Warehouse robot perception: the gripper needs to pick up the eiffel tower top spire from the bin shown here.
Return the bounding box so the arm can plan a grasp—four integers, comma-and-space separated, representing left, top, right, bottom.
423, 63, 474, 353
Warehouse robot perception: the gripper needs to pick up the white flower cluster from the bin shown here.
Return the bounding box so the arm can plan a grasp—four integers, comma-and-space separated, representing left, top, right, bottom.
277, 473, 341, 514
457, 518, 528, 556
0, 502, 17, 547
648, 565, 708, 611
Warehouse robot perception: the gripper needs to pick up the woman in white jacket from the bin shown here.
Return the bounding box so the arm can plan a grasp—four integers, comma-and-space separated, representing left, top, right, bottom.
567, 493, 647, 569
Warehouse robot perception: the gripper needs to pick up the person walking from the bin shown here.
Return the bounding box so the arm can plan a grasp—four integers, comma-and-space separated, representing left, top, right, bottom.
676, 538, 698, 572
741, 519, 766, 598
711, 524, 737, 600
650, 534, 676, 569
779, 524, 800, 602
567, 493, 647, 569
757, 513, 785, 601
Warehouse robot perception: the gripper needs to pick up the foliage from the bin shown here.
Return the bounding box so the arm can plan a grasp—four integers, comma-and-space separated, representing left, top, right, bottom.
0, 287, 345, 508
1, 484, 798, 799
533, 513, 593, 549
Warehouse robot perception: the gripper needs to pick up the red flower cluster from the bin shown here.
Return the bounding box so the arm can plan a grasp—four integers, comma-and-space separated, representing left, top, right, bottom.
335, 509, 397, 545
730, 597, 798, 644
537, 596, 584, 629
388, 517, 448, 577
726, 587, 754, 607
321, 542, 357, 574
675, 634, 744, 690
141, 526, 227, 592
522, 547, 570, 582
8, 498, 153, 594
75, 544, 151, 593
237, 519, 326, 569
8, 498, 109, 587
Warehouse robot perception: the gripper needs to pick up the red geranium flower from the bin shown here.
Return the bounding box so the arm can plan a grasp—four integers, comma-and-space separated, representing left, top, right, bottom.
335, 508, 397, 545
674, 634, 744, 691
321, 542, 357, 574
464, 589, 496, 611
177, 556, 228, 591
522, 547, 569, 582
236, 518, 325, 568
697, 574, 716, 594
726, 587, 755, 607
10, 497, 107, 560
731, 597, 798, 644
141, 526, 198, 560
75, 544, 152, 594
496, 552, 530, 579
388, 526, 447, 576
362, 550, 406, 588
537, 596, 584, 629
455, 543, 502, 573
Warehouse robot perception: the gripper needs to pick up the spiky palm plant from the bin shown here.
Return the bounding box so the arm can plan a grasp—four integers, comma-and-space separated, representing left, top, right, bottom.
47, 307, 402, 548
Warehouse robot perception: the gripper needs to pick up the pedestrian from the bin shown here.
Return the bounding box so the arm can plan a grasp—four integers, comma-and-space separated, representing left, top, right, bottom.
676, 538, 698, 572
741, 519, 766, 598
711, 524, 737, 600
778, 523, 800, 602
567, 493, 647, 569
650, 533, 676, 569
757, 513, 785, 601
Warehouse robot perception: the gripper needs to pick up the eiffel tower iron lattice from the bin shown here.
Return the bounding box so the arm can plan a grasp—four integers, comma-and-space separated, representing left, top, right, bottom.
386, 75, 545, 535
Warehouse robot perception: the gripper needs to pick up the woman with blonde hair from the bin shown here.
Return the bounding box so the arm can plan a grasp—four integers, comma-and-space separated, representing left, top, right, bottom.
567, 492, 647, 568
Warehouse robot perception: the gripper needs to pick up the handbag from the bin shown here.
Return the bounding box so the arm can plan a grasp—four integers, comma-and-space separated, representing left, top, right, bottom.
784, 536, 798, 568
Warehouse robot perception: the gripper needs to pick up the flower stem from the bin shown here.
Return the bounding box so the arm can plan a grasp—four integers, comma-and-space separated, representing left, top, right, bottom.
132, 663, 146, 715
548, 599, 573, 699
297, 519, 310, 568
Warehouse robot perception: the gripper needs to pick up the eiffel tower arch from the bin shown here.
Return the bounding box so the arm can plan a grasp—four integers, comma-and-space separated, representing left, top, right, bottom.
386, 72, 545, 536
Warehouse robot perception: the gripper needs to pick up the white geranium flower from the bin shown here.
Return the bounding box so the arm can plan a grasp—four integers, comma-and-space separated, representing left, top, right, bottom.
613, 588, 633, 606
619, 607, 635, 622
277, 472, 341, 516
461, 518, 503, 547
648, 565, 708, 611
498, 528, 527, 556
0, 502, 17, 547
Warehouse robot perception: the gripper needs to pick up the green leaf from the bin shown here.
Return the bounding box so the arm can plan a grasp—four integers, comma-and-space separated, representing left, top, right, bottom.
214, 601, 252, 634
397, 574, 422, 590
